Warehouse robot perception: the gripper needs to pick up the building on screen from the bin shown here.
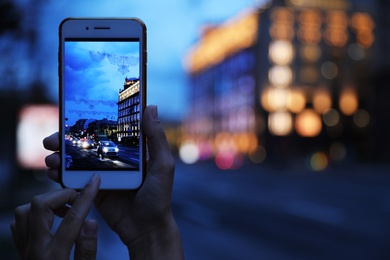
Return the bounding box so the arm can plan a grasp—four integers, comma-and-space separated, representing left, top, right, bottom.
117, 77, 141, 141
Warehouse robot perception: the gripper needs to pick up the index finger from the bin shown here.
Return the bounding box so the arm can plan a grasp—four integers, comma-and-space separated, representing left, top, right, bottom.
43, 132, 59, 151
53, 174, 101, 253
28, 189, 79, 253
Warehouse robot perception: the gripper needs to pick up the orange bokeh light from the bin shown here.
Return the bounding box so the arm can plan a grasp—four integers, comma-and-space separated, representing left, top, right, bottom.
339, 88, 358, 116
295, 109, 322, 137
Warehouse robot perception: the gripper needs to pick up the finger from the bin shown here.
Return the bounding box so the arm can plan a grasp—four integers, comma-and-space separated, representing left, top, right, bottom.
43, 132, 59, 151
46, 168, 60, 183
12, 204, 31, 252
45, 152, 60, 169
28, 189, 79, 252
45, 152, 60, 183
142, 105, 175, 174
75, 219, 98, 260
53, 205, 71, 218
54, 174, 101, 254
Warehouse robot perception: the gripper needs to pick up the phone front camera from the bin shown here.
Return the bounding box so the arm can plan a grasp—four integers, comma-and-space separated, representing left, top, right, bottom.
86, 27, 89, 30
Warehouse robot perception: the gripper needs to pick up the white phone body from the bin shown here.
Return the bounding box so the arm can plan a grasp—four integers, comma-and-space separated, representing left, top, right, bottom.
59, 18, 146, 189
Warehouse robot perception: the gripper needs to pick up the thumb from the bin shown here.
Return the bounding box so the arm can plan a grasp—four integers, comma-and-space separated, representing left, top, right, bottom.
74, 219, 98, 260
142, 105, 172, 163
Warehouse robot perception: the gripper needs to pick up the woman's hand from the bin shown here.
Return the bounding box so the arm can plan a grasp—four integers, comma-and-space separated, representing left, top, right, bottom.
10, 174, 101, 260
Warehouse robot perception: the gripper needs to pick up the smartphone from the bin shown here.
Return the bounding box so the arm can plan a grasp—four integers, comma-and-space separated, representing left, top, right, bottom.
59, 18, 146, 189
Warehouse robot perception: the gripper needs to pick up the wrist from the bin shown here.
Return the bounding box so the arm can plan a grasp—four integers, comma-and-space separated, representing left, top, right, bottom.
127, 213, 184, 260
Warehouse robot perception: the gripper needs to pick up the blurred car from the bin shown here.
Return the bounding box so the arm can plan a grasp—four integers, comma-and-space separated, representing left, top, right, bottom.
72, 138, 81, 146
97, 141, 119, 159
81, 139, 95, 149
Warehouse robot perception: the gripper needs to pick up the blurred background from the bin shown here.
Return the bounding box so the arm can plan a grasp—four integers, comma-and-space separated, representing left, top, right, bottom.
2, 0, 390, 259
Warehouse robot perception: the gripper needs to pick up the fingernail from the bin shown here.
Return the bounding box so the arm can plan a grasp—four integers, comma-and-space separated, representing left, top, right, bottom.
89, 173, 99, 184
84, 219, 98, 238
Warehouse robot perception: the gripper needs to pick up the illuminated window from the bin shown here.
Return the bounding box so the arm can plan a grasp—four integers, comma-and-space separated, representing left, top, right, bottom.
300, 45, 321, 62
351, 12, 375, 48
269, 40, 294, 65
287, 88, 306, 113
269, 65, 293, 88
339, 88, 358, 116
297, 9, 322, 45
268, 112, 293, 136
313, 89, 332, 114
324, 11, 349, 47
295, 109, 322, 137
261, 87, 290, 112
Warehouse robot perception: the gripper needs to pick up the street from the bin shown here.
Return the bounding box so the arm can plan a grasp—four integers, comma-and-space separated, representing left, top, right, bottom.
2, 159, 390, 259
93, 160, 390, 259
65, 140, 139, 169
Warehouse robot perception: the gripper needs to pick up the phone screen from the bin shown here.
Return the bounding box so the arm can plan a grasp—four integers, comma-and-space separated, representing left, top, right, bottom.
63, 39, 141, 171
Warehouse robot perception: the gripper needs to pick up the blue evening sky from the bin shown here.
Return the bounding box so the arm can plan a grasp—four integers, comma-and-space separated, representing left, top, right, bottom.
64, 41, 139, 125
37, 0, 263, 120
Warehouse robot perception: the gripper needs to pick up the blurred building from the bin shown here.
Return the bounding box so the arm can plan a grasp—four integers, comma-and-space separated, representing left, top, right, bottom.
183, 0, 382, 169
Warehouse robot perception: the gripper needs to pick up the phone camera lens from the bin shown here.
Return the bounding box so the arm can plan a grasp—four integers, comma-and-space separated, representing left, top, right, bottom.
86, 27, 89, 30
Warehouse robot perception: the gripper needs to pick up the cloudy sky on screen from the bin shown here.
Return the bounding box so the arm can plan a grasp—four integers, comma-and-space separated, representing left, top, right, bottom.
64, 41, 140, 125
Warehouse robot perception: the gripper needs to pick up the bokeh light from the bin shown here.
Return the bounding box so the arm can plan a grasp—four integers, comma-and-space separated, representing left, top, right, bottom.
268, 111, 293, 136
269, 40, 294, 65
270, 7, 295, 41
321, 62, 339, 80
313, 88, 332, 114
324, 11, 348, 47
297, 9, 322, 45
287, 88, 306, 113
295, 109, 322, 137
307, 152, 328, 171
348, 43, 365, 61
215, 151, 243, 170
300, 45, 321, 62
261, 87, 290, 112
339, 88, 358, 116
269, 65, 293, 88
353, 109, 370, 128
322, 108, 340, 127
233, 132, 258, 154
351, 12, 375, 48
179, 141, 200, 164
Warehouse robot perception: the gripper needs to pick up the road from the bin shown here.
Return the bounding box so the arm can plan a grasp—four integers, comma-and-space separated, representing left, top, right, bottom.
93, 160, 390, 259
2, 160, 390, 259
172, 161, 390, 259
65, 140, 139, 169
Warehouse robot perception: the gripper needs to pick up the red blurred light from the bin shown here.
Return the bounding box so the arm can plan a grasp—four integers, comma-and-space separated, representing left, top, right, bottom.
215, 152, 234, 170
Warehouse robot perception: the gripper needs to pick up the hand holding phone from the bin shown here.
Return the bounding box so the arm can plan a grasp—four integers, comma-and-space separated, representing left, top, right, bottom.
59, 18, 146, 189
43, 106, 185, 259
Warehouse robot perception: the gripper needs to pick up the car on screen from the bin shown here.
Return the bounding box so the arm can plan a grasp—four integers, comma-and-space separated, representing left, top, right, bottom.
97, 141, 119, 159
81, 139, 95, 149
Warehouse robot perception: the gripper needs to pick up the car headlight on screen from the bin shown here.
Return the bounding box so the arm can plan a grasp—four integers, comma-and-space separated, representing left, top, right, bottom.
115, 147, 119, 152
103, 147, 109, 153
